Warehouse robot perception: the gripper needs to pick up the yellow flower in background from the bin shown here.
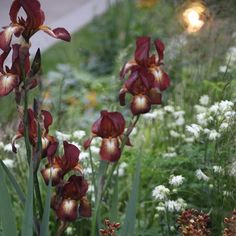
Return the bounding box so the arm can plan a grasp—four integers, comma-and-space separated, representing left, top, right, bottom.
85, 92, 98, 108
137, 0, 159, 8
66, 96, 80, 105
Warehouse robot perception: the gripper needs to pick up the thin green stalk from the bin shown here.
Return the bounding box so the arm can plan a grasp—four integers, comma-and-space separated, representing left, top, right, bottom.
22, 66, 32, 165
89, 147, 97, 201
34, 174, 43, 219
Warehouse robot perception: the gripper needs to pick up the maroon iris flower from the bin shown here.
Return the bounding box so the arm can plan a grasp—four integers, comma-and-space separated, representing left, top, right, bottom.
0, 0, 71, 51
0, 44, 30, 96
41, 141, 82, 186
53, 175, 91, 221
119, 36, 170, 115
12, 108, 56, 154
84, 110, 126, 162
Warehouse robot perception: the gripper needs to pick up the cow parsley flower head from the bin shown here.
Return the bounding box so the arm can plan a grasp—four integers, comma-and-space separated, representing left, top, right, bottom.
169, 175, 185, 187
208, 130, 221, 140
152, 185, 170, 200
186, 124, 202, 138
195, 169, 209, 181
199, 95, 209, 106
165, 198, 186, 212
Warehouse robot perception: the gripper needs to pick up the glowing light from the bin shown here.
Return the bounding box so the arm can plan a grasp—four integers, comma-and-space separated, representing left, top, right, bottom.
182, 2, 206, 33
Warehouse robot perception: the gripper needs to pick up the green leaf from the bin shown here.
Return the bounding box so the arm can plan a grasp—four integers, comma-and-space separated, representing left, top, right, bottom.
0, 160, 25, 204
40, 173, 52, 236
120, 152, 141, 236
21, 160, 34, 236
0, 164, 18, 236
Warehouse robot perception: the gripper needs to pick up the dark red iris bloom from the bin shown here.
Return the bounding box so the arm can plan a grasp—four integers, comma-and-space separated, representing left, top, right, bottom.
12, 108, 56, 154
0, 44, 30, 96
52, 175, 91, 221
41, 141, 82, 186
0, 0, 71, 51
119, 36, 170, 115
84, 110, 126, 162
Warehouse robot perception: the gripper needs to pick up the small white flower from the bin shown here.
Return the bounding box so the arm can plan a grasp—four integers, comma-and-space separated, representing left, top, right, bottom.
185, 137, 195, 143
186, 124, 202, 138
195, 169, 209, 181
90, 146, 100, 154
208, 130, 221, 140
73, 130, 86, 140
4, 143, 19, 152
152, 185, 170, 200
164, 105, 175, 113
154, 109, 165, 121
209, 103, 219, 114
170, 130, 181, 138
213, 165, 224, 174
79, 151, 89, 161
194, 105, 207, 113
196, 113, 208, 126
175, 116, 185, 126
199, 95, 209, 106
156, 203, 166, 212
3, 159, 15, 168
55, 131, 71, 141
143, 112, 158, 119
118, 162, 128, 176
163, 152, 177, 158
164, 198, 186, 212
0, 142, 4, 149
203, 128, 210, 134
173, 110, 185, 118
219, 122, 229, 131
169, 175, 185, 187
219, 100, 234, 112
65, 226, 73, 235
229, 161, 236, 177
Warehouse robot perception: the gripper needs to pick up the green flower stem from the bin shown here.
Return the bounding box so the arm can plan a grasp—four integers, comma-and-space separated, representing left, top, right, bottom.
91, 115, 140, 236
89, 147, 98, 201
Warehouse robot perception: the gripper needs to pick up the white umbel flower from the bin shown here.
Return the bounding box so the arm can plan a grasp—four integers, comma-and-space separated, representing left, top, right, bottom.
152, 185, 170, 200
186, 124, 202, 138
199, 95, 209, 106
169, 175, 185, 187
208, 130, 221, 140
164, 198, 186, 212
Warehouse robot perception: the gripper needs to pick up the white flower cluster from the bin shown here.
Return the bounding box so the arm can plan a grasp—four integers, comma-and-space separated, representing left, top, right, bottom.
164, 198, 187, 212
153, 174, 187, 213
152, 185, 170, 200
186, 96, 235, 142
169, 175, 185, 187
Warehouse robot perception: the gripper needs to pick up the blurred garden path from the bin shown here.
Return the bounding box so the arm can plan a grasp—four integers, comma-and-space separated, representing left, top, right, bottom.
1, 0, 113, 54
